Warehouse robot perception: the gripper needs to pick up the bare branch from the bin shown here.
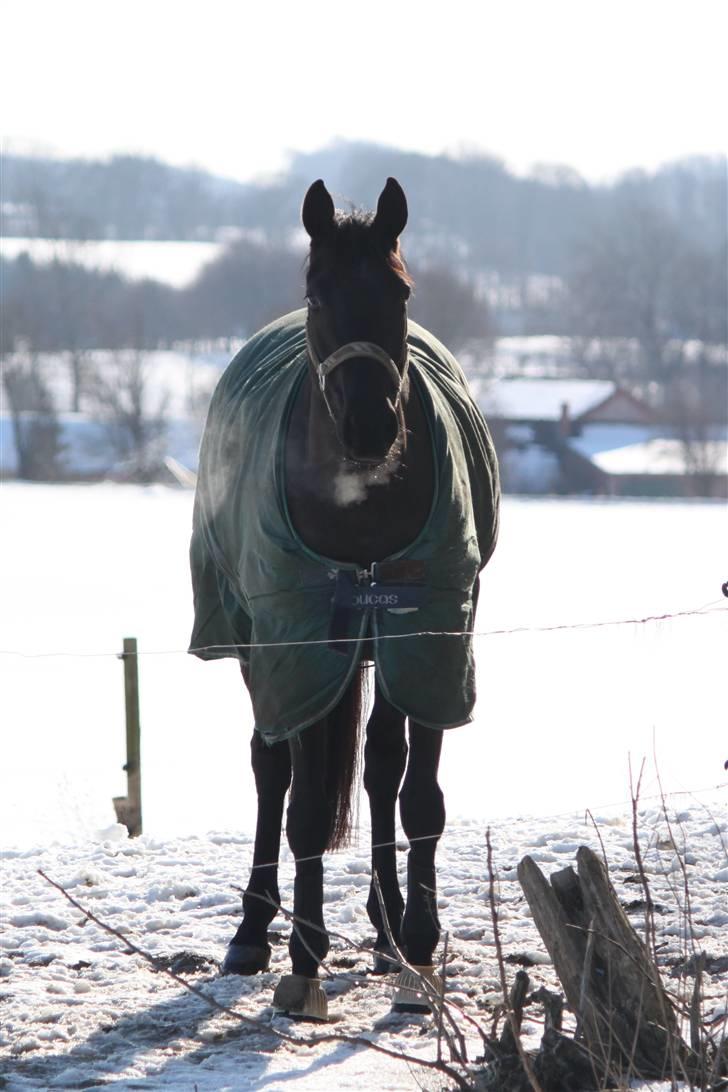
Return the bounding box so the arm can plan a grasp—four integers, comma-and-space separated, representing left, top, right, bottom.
486, 828, 544, 1092
38, 869, 471, 1089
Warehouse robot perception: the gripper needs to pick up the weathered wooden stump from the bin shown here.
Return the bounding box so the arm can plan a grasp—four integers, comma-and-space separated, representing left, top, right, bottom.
517, 845, 688, 1085
478, 846, 726, 1090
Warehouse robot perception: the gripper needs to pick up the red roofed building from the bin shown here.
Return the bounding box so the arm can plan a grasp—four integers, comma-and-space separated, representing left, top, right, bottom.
474, 378, 727, 497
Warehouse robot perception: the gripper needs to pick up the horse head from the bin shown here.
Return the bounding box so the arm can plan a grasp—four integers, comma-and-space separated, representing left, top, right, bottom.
302, 177, 413, 465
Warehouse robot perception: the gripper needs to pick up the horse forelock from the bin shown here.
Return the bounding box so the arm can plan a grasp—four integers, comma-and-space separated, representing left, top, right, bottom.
305, 210, 414, 291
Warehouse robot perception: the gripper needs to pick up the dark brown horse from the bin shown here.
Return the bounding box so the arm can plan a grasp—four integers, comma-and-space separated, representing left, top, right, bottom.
190, 178, 499, 1018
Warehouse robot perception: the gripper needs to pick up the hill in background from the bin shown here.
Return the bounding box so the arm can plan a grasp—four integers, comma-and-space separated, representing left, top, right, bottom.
1, 142, 725, 488
3, 142, 724, 277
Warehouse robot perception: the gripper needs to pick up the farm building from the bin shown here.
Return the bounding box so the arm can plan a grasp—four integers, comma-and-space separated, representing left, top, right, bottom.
475, 377, 728, 498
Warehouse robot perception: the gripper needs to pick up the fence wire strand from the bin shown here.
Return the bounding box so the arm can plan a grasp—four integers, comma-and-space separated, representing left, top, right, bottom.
0, 599, 724, 660
1, 594, 724, 871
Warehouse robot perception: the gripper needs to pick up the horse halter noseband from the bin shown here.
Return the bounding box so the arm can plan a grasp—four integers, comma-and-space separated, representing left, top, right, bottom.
305, 326, 409, 407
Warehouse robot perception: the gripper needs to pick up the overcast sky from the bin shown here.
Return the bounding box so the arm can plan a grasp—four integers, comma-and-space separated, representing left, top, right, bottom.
3, 0, 726, 184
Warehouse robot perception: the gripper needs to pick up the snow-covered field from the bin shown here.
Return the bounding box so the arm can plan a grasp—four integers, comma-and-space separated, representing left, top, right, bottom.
0, 238, 224, 289
1, 485, 726, 1089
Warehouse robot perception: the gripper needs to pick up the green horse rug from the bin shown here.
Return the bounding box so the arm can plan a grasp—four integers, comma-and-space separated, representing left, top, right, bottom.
189, 309, 499, 743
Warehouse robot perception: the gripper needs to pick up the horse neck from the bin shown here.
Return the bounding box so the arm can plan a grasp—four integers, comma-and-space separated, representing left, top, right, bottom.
285, 365, 431, 564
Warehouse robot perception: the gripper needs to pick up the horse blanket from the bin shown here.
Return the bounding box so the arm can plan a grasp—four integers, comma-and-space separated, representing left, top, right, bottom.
189, 309, 499, 743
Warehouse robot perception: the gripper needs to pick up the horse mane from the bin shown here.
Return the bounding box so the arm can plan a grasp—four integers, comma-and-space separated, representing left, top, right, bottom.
306, 209, 415, 290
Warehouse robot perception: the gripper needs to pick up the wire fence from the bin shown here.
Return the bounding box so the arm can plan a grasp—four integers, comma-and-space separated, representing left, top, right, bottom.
2, 592, 725, 857
0, 597, 725, 660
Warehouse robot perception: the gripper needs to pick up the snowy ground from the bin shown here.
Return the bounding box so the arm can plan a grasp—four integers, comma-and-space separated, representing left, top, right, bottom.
1, 485, 726, 1088
1, 808, 727, 1090
0, 239, 224, 289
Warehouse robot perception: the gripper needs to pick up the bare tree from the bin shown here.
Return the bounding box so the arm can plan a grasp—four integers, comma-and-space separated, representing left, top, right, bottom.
567, 199, 681, 383
51, 242, 94, 412
663, 360, 728, 496
185, 238, 302, 342
88, 350, 169, 481
1, 344, 65, 480
409, 264, 492, 354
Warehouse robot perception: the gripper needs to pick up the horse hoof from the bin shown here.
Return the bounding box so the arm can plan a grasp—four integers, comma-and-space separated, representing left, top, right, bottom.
221, 942, 271, 976
391, 965, 442, 1013
273, 973, 328, 1021
372, 945, 400, 975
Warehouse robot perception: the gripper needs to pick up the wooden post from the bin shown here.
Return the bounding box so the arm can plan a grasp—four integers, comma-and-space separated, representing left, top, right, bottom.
112, 637, 143, 836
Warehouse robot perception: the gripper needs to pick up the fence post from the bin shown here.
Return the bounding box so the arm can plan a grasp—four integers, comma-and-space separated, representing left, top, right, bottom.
112, 636, 143, 836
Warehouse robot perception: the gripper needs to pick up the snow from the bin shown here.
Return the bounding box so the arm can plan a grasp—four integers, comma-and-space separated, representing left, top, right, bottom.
571, 425, 728, 476
0, 484, 726, 1088
496, 336, 576, 358
0, 485, 725, 840
570, 423, 659, 458
1, 808, 726, 1089
0, 238, 223, 288
476, 377, 616, 420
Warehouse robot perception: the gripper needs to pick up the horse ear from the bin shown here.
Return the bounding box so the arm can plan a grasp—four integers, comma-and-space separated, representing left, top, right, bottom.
302, 179, 335, 240
374, 177, 408, 246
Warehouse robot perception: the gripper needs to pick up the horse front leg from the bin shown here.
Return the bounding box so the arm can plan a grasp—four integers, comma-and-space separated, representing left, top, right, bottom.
363, 687, 407, 972
223, 732, 291, 975
394, 722, 445, 1012
272, 720, 331, 1019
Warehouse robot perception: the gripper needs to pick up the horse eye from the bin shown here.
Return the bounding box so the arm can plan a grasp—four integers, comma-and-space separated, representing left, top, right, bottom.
306, 294, 322, 311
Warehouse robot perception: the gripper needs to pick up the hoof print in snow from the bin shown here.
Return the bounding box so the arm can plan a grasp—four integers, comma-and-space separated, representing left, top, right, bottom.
153, 951, 218, 976
505, 952, 538, 968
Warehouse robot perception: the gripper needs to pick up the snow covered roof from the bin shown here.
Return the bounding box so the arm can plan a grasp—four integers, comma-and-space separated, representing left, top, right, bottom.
593, 439, 728, 477
570, 424, 728, 477
478, 378, 616, 421
570, 424, 656, 460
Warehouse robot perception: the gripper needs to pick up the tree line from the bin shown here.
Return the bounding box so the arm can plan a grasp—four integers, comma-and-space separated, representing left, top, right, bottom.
0, 242, 494, 481
2, 183, 723, 370
3, 144, 723, 274
0, 246, 494, 357
1, 143, 725, 481
3, 142, 724, 347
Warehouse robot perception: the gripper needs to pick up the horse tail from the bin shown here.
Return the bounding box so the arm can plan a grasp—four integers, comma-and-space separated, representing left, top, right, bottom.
326, 665, 369, 851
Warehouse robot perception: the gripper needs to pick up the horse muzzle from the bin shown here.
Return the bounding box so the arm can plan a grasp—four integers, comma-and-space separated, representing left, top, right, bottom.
339, 407, 400, 465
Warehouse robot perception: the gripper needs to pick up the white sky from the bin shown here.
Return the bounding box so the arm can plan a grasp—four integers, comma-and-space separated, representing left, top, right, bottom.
2, 0, 726, 184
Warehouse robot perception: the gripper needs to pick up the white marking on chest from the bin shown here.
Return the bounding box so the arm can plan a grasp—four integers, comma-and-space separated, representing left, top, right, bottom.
332, 457, 401, 507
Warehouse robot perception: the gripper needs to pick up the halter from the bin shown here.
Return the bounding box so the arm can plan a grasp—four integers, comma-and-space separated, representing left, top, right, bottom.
305, 326, 408, 405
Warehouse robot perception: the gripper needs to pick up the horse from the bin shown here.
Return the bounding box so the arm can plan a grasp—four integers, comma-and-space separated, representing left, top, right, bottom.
189, 177, 500, 1019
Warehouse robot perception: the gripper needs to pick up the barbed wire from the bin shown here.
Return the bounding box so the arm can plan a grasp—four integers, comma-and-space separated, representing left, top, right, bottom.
0, 599, 724, 660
